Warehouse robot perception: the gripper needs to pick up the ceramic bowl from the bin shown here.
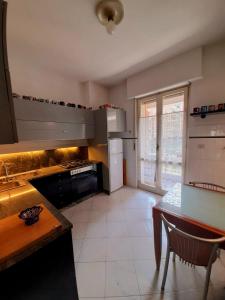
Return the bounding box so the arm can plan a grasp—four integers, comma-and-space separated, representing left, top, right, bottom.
19, 205, 43, 226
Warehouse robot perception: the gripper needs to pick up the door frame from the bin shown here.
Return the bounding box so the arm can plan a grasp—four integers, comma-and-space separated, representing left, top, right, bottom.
137, 86, 188, 195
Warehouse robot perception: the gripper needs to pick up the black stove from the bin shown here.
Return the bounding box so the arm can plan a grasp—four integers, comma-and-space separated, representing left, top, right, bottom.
59, 160, 96, 176
31, 160, 102, 209
59, 159, 93, 169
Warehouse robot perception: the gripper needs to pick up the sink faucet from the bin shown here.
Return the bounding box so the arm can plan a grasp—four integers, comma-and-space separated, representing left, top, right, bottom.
0, 161, 10, 182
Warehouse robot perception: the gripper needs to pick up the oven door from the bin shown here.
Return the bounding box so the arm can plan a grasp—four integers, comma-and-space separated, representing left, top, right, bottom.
71, 171, 98, 201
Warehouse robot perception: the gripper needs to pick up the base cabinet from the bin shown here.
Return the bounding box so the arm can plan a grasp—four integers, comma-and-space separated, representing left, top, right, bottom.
0, 231, 78, 300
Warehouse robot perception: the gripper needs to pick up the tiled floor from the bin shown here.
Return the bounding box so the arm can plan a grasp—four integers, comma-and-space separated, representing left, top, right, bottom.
62, 187, 225, 300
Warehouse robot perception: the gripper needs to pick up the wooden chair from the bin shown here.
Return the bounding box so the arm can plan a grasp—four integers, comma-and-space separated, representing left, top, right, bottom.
161, 214, 225, 300
189, 181, 225, 193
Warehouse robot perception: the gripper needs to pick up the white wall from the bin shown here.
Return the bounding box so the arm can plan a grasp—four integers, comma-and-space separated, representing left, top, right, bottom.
127, 48, 203, 99
88, 81, 109, 109
185, 40, 225, 186
9, 59, 87, 103
109, 40, 225, 189
9, 57, 108, 107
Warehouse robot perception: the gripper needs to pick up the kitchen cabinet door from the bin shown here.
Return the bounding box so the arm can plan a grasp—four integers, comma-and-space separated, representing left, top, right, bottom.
13, 99, 95, 141
0, 1, 17, 144
107, 109, 126, 133
14, 99, 95, 125
115, 109, 126, 132
16, 120, 94, 141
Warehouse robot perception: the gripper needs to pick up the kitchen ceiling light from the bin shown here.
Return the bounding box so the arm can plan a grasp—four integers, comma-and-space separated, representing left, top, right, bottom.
96, 0, 124, 35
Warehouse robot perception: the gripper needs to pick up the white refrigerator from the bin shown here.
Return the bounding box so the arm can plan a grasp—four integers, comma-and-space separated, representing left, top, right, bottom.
108, 138, 123, 192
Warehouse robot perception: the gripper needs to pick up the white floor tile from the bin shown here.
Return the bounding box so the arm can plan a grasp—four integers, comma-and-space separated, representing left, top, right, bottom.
76, 262, 105, 298
73, 198, 93, 211
107, 198, 124, 210
134, 259, 170, 295
107, 209, 126, 222
106, 297, 141, 300
130, 238, 156, 260
124, 209, 152, 221
86, 221, 107, 238
208, 286, 225, 300
210, 258, 225, 288
92, 196, 110, 211
167, 259, 205, 292
130, 237, 167, 260
80, 298, 104, 300
105, 261, 140, 297
72, 222, 88, 239
140, 289, 201, 300
79, 238, 106, 262
107, 222, 129, 238
126, 221, 153, 237
73, 239, 83, 262
69, 210, 91, 223
67, 187, 225, 299
89, 210, 107, 223
106, 238, 133, 261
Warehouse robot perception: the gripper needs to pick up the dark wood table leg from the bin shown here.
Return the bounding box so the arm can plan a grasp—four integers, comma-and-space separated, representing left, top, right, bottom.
152, 207, 162, 270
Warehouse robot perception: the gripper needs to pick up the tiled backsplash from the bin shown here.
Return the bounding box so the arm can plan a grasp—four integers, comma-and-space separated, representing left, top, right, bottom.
185, 138, 225, 186
0, 147, 88, 177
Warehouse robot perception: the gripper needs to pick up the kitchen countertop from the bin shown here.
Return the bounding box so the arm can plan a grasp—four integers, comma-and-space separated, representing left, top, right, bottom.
0, 165, 67, 182
0, 165, 73, 272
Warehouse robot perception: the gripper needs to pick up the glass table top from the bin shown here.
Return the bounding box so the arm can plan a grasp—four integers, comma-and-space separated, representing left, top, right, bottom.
157, 183, 225, 233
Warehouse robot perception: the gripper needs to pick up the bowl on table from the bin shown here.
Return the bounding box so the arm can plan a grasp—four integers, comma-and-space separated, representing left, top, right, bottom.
18, 205, 43, 226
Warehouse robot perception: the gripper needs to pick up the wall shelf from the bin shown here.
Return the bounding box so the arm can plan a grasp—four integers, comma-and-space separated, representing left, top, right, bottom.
190, 110, 225, 119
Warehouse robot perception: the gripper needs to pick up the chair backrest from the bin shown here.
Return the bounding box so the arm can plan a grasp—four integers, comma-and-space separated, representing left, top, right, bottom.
161, 214, 225, 267
189, 181, 225, 193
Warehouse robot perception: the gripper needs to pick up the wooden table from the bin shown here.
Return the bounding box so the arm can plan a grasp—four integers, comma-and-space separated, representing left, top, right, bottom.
152, 183, 225, 270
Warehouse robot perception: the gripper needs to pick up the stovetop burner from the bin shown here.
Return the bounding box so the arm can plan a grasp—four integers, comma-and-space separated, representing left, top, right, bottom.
59, 160, 93, 170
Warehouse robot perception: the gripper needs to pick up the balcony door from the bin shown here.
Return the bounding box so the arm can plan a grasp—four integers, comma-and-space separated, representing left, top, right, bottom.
138, 87, 187, 194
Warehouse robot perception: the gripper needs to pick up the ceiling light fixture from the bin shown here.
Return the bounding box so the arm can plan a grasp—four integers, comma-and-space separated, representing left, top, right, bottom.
96, 0, 124, 35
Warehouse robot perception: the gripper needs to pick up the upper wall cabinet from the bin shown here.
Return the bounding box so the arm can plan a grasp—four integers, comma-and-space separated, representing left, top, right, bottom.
0, 1, 17, 144
0, 1, 94, 144
92, 108, 126, 144
13, 99, 95, 141
107, 109, 126, 133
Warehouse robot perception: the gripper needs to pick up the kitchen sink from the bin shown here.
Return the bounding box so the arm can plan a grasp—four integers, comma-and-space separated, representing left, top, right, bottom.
0, 181, 26, 192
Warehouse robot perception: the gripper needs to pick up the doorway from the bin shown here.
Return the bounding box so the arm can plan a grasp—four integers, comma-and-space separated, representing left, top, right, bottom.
138, 87, 188, 194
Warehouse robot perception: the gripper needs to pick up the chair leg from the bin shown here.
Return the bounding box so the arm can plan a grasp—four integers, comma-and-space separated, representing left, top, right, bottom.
202, 263, 213, 300
161, 246, 170, 291
173, 252, 176, 262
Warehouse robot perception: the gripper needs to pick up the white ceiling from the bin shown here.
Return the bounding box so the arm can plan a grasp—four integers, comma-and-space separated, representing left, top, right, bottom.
7, 0, 225, 86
